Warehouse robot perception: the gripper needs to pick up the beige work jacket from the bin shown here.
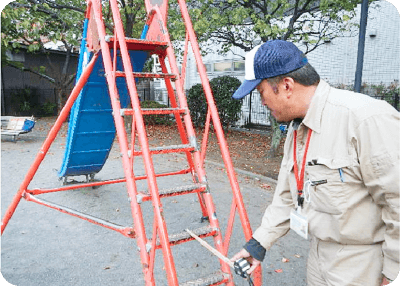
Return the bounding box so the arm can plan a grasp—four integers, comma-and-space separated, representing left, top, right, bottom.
252, 80, 400, 280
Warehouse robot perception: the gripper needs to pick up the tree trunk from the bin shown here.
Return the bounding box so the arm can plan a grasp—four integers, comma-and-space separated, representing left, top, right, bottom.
268, 115, 282, 158
56, 88, 64, 115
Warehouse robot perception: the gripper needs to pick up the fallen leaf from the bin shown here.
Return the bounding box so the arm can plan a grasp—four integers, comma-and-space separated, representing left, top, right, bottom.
274, 269, 283, 273
282, 257, 290, 263
260, 183, 271, 189
294, 254, 301, 258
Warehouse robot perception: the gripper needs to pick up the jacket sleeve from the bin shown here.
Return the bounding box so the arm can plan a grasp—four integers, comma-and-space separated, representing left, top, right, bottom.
252, 130, 295, 251
355, 109, 400, 281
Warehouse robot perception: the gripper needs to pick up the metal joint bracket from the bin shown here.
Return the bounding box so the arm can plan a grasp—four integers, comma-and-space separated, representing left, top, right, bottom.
189, 135, 199, 151
120, 109, 126, 116
146, 243, 152, 253
105, 35, 112, 42
203, 185, 211, 193
136, 194, 144, 204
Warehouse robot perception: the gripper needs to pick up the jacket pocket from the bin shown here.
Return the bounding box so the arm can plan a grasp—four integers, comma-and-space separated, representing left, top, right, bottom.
305, 158, 351, 215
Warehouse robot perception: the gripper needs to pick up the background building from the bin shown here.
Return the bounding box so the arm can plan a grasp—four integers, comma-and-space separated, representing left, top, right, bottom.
183, 0, 400, 126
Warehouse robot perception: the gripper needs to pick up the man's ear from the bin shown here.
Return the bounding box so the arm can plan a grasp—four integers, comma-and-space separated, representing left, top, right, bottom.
281, 77, 294, 98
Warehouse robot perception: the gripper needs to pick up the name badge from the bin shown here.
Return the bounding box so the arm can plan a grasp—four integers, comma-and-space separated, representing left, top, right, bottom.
290, 208, 308, 239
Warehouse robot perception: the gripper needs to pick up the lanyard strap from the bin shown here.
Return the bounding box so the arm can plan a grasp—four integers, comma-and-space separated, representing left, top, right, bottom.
293, 128, 313, 206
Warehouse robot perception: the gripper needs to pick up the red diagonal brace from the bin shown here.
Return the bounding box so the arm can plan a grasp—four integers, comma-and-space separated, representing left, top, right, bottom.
1, 53, 99, 235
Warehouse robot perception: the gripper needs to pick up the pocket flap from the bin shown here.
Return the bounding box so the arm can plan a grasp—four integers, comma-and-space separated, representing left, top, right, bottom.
316, 157, 351, 169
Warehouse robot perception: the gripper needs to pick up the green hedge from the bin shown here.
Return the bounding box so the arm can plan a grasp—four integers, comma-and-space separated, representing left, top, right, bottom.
187, 76, 243, 129
140, 100, 172, 125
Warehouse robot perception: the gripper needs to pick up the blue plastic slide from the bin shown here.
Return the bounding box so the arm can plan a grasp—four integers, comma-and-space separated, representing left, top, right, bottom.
58, 19, 148, 178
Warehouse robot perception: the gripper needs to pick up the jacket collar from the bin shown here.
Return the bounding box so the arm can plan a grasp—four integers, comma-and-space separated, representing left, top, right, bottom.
301, 80, 331, 134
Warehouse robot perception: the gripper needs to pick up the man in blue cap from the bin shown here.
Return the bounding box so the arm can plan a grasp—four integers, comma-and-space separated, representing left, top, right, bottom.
230, 40, 399, 285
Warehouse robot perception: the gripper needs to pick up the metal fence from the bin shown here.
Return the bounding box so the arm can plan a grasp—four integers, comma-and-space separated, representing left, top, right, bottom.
152, 85, 400, 129
1, 88, 152, 117
3, 85, 398, 125
235, 90, 270, 127
237, 85, 399, 128
2, 88, 58, 116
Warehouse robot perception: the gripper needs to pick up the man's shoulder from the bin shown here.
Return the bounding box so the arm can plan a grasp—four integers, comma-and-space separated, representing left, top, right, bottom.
326, 86, 396, 121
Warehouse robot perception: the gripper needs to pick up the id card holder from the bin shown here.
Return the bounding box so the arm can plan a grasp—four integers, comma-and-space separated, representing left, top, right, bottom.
290, 208, 308, 239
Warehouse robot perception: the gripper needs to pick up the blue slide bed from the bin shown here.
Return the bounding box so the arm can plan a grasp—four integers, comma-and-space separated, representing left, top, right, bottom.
58, 19, 148, 178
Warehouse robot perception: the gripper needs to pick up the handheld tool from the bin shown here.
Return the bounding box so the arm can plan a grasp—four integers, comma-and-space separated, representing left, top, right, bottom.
186, 229, 254, 286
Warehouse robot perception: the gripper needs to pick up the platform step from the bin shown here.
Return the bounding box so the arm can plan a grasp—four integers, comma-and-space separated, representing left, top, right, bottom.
105, 36, 168, 54
179, 270, 229, 286
137, 183, 206, 202
115, 71, 177, 80
132, 144, 194, 156
156, 224, 216, 247
121, 107, 186, 116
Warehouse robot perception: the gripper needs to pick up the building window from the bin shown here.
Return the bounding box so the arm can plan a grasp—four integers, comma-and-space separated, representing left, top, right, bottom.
196, 63, 212, 73
233, 61, 245, 71
205, 63, 212, 72
6, 50, 25, 62
213, 61, 232, 72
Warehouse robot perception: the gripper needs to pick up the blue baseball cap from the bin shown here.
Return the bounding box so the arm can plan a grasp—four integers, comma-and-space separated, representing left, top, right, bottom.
232, 40, 308, 99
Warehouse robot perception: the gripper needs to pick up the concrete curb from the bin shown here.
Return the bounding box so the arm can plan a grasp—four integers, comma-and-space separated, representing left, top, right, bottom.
203, 158, 278, 185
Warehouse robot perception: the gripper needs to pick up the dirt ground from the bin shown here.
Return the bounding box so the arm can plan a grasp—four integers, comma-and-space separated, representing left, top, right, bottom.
144, 124, 284, 181
1, 116, 309, 286
35, 117, 285, 180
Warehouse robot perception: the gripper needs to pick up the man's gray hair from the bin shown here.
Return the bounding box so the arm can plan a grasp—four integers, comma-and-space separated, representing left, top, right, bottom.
266, 63, 320, 89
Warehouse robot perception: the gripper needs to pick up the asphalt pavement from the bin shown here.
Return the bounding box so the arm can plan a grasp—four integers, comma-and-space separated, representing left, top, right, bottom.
1, 126, 309, 286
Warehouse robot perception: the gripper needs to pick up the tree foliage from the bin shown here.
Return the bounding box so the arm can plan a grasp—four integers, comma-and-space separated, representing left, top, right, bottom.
1, 0, 85, 54
170, 0, 366, 157
1, 0, 147, 112
169, 0, 362, 55
1, 0, 86, 112
187, 76, 243, 129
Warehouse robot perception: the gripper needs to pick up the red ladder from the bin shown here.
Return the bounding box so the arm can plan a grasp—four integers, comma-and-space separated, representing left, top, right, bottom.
1, 0, 262, 285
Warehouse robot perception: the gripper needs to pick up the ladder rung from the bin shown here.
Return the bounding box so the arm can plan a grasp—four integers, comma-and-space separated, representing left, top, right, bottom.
137, 183, 206, 202
121, 108, 186, 116
105, 36, 168, 53
133, 144, 194, 156
179, 270, 229, 286
157, 225, 216, 246
115, 71, 177, 80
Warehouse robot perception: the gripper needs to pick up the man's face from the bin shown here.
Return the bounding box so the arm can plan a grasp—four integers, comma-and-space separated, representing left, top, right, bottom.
256, 79, 294, 122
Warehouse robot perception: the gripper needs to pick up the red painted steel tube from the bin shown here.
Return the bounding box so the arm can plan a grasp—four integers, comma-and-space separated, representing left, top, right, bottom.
148, 216, 158, 276
200, 107, 212, 167
1, 52, 99, 235
92, 0, 155, 285
27, 167, 191, 195
28, 178, 126, 195
149, 4, 235, 283
176, 0, 252, 239
181, 32, 189, 84
24, 193, 135, 238
158, 55, 208, 218
151, 5, 233, 283
176, 1, 261, 284
223, 199, 237, 256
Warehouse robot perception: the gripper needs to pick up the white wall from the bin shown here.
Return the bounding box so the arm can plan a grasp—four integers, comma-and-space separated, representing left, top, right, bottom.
185, 0, 400, 88
306, 0, 400, 86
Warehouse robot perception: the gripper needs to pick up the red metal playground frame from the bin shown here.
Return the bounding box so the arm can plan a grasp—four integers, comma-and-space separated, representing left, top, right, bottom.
1, 0, 262, 285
